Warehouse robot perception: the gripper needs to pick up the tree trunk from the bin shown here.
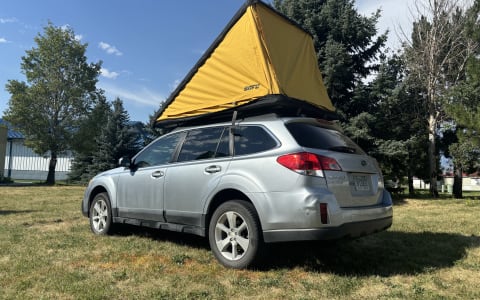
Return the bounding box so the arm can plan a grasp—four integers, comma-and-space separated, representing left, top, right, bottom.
453, 166, 463, 199
428, 114, 439, 198
46, 151, 57, 185
408, 170, 415, 196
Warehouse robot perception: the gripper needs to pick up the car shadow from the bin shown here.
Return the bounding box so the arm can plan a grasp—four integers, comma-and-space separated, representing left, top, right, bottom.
111, 225, 479, 276
0, 210, 36, 216
260, 231, 480, 275
113, 224, 210, 250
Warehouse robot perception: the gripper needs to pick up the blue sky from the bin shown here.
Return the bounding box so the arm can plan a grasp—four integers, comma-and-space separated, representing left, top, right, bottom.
0, 0, 412, 123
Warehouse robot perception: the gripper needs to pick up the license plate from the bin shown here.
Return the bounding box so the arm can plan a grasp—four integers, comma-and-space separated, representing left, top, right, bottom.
353, 175, 370, 191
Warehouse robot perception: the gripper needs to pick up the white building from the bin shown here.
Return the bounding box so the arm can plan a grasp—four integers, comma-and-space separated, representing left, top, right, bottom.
1, 119, 73, 181
413, 176, 480, 192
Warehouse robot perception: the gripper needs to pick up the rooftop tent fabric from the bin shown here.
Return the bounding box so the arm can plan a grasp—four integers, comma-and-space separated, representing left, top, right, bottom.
155, 0, 334, 125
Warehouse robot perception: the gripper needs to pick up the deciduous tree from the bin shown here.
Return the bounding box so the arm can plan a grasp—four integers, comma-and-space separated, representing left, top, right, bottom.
401, 0, 477, 197
444, 0, 480, 197
4, 23, 101, 184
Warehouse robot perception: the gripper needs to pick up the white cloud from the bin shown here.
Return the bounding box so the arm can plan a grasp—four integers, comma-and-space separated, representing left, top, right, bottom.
100, 68, 119, 79
0, 37, 9, 43
356, 0, 415, 50
98, 82, 164, 107
99, 42, 123, 56
60, 24, 83, 41
0, 17, 17, 24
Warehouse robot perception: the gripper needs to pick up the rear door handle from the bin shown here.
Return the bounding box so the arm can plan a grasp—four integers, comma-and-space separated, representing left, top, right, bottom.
151, 170, 164, 178
205, 165, 221, 174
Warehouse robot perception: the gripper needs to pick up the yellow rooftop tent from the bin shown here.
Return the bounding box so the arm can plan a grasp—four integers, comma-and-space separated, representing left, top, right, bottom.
155, 0, 335, 126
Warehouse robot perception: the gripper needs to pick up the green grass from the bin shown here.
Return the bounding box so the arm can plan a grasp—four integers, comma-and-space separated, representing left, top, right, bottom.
1, 186, 479, 299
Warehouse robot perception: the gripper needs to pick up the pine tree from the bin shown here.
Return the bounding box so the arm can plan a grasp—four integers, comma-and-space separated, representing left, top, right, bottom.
143, 103, 167, 147
373, 66, 430, 194
88, 98, 141, 175
342, 53, 429, 194
274, 0, 386, 118
69, 94, 111, 182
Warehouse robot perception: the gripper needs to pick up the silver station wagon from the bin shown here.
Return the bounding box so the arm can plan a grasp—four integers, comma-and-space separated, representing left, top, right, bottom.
82, 114, 393, 268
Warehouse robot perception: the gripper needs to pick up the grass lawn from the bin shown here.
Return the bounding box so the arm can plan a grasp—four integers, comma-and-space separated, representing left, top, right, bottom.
1, 186, 479, 299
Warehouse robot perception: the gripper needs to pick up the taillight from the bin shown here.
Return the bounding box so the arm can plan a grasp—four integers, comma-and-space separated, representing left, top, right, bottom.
276, 152, 341, 177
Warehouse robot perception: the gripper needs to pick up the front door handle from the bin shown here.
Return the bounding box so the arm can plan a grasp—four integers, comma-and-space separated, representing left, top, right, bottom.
205, 165, 221, 174
151, 170, 164, 178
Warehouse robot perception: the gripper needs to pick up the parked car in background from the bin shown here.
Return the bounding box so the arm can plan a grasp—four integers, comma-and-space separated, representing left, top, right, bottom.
82, 115, 393, 268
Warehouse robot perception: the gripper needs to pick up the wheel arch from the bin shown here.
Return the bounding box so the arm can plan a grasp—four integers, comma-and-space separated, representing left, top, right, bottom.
87, 185, 109, 217
204, 189, 263, 238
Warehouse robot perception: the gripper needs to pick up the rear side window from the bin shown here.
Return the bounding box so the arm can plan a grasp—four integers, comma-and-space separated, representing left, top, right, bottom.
234, 126, 277, 156
286, 122, 365, 154
177, 127, 227, 162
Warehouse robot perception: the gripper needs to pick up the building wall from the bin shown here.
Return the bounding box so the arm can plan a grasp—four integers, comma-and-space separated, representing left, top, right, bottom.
443, 177, 480, 192
413, 177, 480, 192
3, 139, 73, 181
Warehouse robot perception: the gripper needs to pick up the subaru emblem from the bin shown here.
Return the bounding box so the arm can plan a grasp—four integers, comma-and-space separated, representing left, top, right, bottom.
361, 160, 367, 166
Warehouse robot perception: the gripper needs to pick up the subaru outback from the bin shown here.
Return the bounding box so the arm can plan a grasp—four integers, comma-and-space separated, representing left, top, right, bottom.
81, 114, 393, 268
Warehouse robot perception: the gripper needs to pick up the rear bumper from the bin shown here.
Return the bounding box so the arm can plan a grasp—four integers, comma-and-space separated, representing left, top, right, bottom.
262, 215, 392, 243
257, 189, 393, 243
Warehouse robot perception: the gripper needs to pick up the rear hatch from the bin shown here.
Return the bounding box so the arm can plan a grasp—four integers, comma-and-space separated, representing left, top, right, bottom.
323, 153, 381, 207
285, 120, 383, 208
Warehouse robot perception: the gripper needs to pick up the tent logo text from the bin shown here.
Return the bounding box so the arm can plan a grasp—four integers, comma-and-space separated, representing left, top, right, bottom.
244, 84, 260, 91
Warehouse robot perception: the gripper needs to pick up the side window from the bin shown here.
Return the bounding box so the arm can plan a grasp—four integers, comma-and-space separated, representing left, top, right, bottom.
234, 126, 277, 156
134, 132, 182, 168
177, 127, 226, 162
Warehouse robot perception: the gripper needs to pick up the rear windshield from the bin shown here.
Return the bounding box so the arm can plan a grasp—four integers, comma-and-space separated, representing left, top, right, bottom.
286, 122, 365, 155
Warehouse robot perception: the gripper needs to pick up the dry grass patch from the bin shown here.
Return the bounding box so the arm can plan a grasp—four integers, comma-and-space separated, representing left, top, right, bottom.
1, 186, 480, 299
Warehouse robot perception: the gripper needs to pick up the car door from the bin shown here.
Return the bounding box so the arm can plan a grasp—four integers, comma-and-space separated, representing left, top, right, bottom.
163, 126, 230, 226
116, 132, 183, 221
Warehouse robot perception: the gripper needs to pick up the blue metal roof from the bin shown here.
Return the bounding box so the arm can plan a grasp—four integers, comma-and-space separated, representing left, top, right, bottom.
0, 118, 25, 139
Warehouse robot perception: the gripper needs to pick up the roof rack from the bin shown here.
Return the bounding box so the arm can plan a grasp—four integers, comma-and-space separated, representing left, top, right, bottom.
156, 94, 338, 129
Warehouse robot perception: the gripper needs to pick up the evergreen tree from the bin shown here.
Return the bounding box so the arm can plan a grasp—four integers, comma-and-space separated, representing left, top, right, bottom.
143, 103, 167, 147
69, 94, 111, 182
343, 53, 429, 194
273, 0, 387, 118
88, 98, 141, 175
373, 69, 430, 194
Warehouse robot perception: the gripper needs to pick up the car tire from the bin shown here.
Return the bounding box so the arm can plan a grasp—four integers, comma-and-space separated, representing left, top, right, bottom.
89, 192, 115, 235
208, 200, 263, 269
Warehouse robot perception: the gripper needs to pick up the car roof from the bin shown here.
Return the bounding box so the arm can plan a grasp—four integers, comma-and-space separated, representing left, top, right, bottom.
170, 114, 340, 133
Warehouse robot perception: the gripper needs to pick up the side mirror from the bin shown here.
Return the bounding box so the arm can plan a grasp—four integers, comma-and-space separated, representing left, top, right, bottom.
118, 156, 132, 168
